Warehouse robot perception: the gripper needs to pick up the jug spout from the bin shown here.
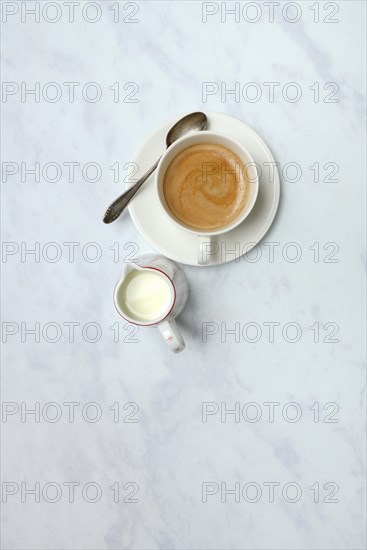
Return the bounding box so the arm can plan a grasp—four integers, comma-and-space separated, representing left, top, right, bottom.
121, 260, 147, 280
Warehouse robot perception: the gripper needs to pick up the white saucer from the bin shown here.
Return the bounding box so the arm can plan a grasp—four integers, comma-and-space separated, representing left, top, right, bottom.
128, 112, 280, 267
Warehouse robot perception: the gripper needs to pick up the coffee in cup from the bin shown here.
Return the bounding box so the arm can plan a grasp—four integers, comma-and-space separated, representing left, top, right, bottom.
163, 143, 250, 231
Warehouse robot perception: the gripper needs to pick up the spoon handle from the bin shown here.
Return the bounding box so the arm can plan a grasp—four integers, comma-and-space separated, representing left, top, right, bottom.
103, 157, 160, 224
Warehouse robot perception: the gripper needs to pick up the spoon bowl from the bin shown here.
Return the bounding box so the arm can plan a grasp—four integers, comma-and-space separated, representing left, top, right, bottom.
166, 112, 207, 147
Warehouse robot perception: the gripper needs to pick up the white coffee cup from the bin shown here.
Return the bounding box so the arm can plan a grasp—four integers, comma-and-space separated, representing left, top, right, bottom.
156, 131, 259, 265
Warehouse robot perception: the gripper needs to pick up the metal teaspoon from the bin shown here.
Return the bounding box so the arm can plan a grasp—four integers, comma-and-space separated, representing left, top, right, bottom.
103, 111, 208, 224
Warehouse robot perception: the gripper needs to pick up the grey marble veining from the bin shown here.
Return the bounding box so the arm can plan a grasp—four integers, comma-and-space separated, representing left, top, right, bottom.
1, 1, 366, 549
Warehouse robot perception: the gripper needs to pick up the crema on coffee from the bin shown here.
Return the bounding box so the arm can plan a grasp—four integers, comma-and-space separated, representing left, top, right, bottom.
163, 143, 250, 231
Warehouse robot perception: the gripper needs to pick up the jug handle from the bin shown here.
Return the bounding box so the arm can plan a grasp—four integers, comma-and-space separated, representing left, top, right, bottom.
157, 319, 185, 353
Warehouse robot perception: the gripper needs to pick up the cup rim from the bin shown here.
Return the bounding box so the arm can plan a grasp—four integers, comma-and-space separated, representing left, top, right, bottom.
155, 130, 259, 236
113, 266, 176, 326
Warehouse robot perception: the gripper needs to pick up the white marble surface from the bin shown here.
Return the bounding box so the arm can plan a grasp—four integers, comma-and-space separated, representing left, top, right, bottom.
1, 1, 366, 549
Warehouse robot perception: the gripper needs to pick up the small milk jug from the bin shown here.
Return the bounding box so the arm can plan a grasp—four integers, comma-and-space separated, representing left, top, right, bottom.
114, 254, 189, 353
